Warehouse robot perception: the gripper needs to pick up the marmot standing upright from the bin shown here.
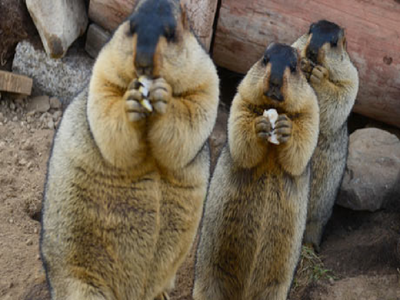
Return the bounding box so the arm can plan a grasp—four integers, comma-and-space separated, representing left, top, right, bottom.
40, 0, 219, 299
292, 20, 359, 250
193, 43, 319, 300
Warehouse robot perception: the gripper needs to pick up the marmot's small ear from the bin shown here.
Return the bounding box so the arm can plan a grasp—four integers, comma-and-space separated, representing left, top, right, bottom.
180, 3, 190, 30
342, 36, 347, 50
295, 48, 301, 62
308, 22, 316, 34
338, 28, 345, 40
266, 42, 276, 51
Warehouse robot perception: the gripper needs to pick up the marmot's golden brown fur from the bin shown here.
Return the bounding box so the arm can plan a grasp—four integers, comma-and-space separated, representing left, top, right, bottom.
40, 0, 219, 299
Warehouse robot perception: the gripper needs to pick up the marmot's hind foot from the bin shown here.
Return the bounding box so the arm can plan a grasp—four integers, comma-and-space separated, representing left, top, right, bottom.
154, 291, 170, 300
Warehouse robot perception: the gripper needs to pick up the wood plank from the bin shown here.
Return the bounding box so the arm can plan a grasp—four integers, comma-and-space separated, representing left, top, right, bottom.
88, 0, 218, 50
85, 23, 111, 59
0, 70, 33, 95
213, 0, 400, 128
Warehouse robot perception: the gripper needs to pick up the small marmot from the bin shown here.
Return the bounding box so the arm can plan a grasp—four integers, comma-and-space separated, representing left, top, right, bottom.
292, 20, 359, 250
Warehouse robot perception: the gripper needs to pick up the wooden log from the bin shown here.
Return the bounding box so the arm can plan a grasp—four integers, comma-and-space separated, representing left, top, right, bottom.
85, 23, 111, 59
88, 0, 218, 50
0, 70, 33, 95
213, 0, 400, 128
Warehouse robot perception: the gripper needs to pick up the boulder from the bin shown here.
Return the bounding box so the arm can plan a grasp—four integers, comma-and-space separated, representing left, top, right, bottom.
0, 0, 38, 70
337, 128, 400, 211
12, 41, 94, 104
26, 0, 88, 58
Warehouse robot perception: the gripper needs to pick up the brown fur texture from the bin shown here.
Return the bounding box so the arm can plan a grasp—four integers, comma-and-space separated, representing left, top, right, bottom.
193, 43, 319, 300
40, 1, 219, 299
292, 21, 359, 250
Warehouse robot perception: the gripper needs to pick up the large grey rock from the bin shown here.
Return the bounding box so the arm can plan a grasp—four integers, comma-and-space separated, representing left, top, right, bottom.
12, 41, 93, 104
337, 128, 400, 211
26, 0, 88, 58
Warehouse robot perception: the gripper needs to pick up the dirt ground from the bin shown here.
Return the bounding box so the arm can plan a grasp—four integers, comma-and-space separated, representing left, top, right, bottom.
0, 94, 399, 300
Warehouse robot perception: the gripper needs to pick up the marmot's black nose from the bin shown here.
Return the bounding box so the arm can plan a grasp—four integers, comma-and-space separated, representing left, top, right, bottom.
269, 73, 283, 89
266, 73, 284, 102
135, 48, 154, 76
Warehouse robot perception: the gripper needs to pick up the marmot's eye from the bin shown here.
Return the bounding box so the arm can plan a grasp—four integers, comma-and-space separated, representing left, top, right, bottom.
165, 29, 176, 42
331, 38, 338, 47
262, 56, 269, 66
290, 64, 297, 73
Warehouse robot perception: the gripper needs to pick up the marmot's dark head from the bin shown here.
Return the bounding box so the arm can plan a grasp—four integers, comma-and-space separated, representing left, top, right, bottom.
262, 43, 298, 102
128, 0, 190, 77
239, 42, 314, 112
304, 20, 347, 66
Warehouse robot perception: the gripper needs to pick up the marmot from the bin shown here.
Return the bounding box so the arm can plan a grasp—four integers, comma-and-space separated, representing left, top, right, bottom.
40, 0, 219, 299
292, 20, 359, 250
193, 43, 319, 300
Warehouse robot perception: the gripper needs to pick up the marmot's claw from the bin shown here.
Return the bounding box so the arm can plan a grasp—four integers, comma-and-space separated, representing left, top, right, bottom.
149, 78, 172, 115
275, 114, 292, 144
310, 65, 329, 85
255, 116, 272, 143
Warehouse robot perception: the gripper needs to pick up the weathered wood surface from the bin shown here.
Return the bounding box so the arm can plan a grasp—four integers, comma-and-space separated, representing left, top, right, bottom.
0, 70, 32, 95
213, 0, 400, 128
88, 0, 218, 50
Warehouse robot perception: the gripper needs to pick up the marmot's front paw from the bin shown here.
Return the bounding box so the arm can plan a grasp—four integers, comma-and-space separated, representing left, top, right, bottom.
300, 58, 314, 80
275, 114, 292, 144
254, 116, 272, 143
124, 80, 148, 122
149, 78, 172, 115
310, 65, 329, 85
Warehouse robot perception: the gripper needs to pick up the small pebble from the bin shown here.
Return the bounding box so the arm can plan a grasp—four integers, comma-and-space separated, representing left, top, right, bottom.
18, 158, 27, 166
49, 97, 62, 109
10, 102, 16, 111
12, 116, 18, 122
47, 120, 55, 129
8, 218, 14, 224
53, 111, 62, 121
26, 239, 33, 246
34, 228, 38, 234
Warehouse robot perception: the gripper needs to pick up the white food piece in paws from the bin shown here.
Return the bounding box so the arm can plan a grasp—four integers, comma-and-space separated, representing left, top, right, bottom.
263, 109, 280, 145
138, 76, 153, 112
